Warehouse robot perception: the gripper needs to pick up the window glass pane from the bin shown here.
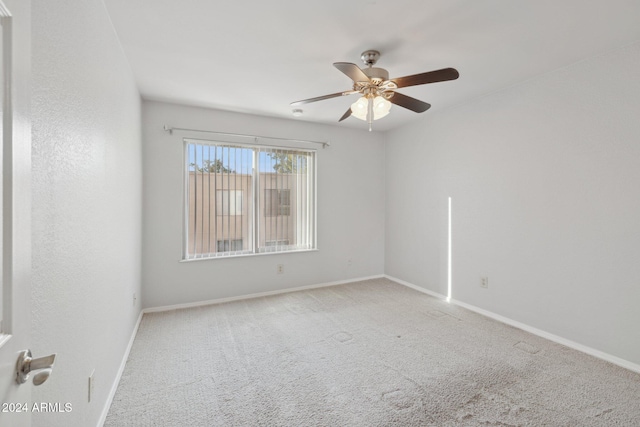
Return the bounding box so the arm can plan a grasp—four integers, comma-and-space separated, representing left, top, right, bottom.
257, 148, 313, 253
216, 190, 243, 216
264, 189, 290, 217
216, 239, 243, 252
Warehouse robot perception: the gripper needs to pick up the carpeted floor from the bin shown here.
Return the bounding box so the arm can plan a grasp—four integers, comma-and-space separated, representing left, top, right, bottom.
105, 278, 640, 426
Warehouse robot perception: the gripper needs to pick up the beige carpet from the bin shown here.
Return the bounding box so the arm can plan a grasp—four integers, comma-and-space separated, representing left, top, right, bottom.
105, 278, 640, 426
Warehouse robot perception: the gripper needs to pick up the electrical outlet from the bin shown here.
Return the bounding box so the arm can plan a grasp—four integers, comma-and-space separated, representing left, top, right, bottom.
480, 277, 489, 289
347, 258, 352, 267
133, 292, 137, 307
88, 370, 95, 403
277, 264, 284, 274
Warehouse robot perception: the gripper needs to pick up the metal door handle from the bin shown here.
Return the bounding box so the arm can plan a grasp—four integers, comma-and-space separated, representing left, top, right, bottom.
16, 350, 56, 386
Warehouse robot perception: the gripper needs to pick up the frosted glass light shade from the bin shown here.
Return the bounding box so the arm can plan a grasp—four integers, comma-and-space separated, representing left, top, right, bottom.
350, 96, 391, 121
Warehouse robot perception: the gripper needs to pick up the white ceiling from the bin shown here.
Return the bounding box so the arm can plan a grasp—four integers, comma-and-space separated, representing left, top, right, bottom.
103, 0, 640, 132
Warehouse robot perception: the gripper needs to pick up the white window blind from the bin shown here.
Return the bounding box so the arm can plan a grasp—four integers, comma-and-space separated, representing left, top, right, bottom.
184, 139, 316, 260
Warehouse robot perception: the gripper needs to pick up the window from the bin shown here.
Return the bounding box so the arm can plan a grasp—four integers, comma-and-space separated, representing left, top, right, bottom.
265, 240, 290, 247
184, 139, 316, 259
216, 190, 243, 216
216, 239, 243, 252
262, 239, 290, 252
265, 189, 290, 216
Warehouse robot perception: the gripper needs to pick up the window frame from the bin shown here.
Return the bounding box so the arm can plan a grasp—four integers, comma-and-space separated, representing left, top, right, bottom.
181, 138, 317, 261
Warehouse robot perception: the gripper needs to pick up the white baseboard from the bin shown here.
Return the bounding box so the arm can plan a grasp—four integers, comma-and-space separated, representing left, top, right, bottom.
98, 309, 144, 427
384, 275, 448, 301
143, 274, 386, 314
384, 275, 640, 374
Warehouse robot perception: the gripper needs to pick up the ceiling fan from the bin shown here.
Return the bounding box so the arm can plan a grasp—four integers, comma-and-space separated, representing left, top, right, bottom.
291, 50, 459, 131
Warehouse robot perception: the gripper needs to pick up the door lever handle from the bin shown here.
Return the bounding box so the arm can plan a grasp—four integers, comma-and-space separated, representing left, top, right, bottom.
29, 353, 56, 371
16, 350, 57, 386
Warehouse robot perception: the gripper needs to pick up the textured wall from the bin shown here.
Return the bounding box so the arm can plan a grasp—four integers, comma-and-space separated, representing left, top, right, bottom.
31, 0, 142, 425
385, 42, 640, 366
141, 101, 385, 308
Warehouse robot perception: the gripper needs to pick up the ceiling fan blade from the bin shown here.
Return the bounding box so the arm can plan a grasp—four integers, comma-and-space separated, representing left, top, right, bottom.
290, 90, 356, 106
392, 68, 459, 88
338, 108, 352, 122
333, 62, 370, 83
389, 92, 431, 113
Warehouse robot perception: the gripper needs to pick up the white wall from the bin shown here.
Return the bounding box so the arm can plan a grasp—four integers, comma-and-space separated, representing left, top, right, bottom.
31, 0, 142, 426
141, 101, 385, 308
385, 42, 640, 366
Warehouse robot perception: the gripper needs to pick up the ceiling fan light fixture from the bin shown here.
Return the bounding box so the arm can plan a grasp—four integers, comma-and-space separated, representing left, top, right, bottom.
350, 96, 367, 119
374, 95, 392, 118
350, 95, 391, 121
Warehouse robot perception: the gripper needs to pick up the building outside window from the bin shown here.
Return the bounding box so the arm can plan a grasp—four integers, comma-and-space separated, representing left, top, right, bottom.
265, 189, 290, 216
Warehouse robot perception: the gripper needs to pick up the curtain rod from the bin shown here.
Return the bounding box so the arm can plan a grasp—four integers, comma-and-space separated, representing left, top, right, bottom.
163, 125, 330, 148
